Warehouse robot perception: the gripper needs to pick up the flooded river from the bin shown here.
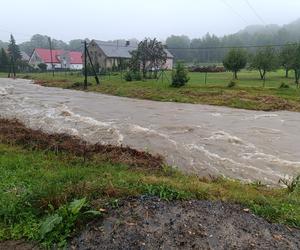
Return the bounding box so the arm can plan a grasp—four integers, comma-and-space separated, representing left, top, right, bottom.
1, 78, 300, 184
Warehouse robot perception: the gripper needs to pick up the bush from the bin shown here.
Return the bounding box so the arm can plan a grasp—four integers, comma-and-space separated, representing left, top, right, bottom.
124, 71, 132, 81
227, 80, 236, 88
171, 62, 190, 87
279, 82, 289, 89
38, 63, 47, 71
124, 71, 142, 82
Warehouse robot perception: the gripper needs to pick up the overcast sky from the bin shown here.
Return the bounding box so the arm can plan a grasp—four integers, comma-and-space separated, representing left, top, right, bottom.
1, 0, 300, 43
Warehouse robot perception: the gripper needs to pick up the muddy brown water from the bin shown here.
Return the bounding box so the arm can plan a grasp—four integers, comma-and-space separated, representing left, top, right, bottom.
1, 78, 300, 184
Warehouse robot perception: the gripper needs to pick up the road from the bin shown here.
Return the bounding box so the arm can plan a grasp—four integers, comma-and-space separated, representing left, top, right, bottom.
1, 78, 300, 184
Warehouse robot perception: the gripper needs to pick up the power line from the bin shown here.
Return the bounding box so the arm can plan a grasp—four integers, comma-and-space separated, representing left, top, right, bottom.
244, 0, 266, 25
166, 43, 297, 50
219, 0, 248, 25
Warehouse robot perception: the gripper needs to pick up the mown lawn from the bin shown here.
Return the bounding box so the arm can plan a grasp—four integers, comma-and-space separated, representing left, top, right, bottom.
1, 69, 299, 111
0, 142, 300, 247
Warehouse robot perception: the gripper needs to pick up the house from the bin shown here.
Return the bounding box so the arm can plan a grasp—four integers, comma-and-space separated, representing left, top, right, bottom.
87, 40, 174, 71
29, 48, 83, 70
20, 51, 30, 62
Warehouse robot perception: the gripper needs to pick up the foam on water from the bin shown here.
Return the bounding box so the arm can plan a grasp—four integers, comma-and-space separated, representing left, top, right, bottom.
243, 113, 279, 120
1, 78, 300, 185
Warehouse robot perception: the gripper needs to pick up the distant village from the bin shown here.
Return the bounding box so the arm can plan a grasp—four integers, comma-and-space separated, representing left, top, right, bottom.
25, 40, 173, 71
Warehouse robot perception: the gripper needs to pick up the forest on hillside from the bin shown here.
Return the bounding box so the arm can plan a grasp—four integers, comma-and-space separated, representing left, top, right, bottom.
1, 18, 300, 62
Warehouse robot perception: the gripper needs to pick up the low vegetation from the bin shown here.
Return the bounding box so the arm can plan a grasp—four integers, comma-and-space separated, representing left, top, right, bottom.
0, 119, 300, 248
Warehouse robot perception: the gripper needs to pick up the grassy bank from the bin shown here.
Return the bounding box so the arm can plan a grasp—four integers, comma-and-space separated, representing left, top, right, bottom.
1, 70, 300, 111
0, 119, 299, 247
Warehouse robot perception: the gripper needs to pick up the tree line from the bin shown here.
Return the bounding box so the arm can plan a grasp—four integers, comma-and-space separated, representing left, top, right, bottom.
166, 19, 300, 63
223, 43, 300, 86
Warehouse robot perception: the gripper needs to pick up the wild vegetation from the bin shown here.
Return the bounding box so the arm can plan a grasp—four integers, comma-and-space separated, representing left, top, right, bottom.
0, 119, 300, 247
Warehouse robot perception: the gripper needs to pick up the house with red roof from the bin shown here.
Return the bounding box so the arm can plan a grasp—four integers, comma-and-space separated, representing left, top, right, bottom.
29, 48, 83, 70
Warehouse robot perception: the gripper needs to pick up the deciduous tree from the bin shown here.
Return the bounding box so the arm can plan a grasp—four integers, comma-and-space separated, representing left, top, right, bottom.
223, 48, 247, 80
250, 47, 278, 81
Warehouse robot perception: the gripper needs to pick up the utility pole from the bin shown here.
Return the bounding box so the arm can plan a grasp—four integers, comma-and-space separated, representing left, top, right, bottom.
48, 36, 54, 76
84, 41, 88, 89
86, 47, 100, 85
8, 56, 16, 78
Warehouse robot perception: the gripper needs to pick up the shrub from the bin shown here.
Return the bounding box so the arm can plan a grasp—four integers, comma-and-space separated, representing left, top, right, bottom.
171, 62, 190, 87
279, 82, 289, 89
227, 80, 236, 88
38, 63, 47, 71
279, 175, 300, 193
124, 71, 142, 82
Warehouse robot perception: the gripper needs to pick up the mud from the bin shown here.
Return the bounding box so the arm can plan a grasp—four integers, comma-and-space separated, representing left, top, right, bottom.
0, 119, 163, 169
70, 197, 300, 250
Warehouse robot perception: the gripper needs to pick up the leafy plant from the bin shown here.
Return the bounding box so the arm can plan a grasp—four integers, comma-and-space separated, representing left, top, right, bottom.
279, 175, 300, 193
39, 198, 101, 247
145, 184, 190, 201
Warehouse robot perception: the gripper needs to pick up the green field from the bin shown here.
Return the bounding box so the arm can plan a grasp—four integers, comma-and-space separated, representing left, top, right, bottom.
1, 69, 300, 111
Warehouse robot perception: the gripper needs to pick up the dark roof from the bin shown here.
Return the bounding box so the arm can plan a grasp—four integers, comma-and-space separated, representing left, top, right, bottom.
94, 40, 137, 59
93, 40, 173, 59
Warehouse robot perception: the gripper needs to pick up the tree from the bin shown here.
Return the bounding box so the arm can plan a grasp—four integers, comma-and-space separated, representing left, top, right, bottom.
69, 39, 84, 51
289, 43, 300, 86
279, 44, 297, 78
8, 34, 21, 62
0, 48, 9, 72
250, 47, 278, 82
166, 35, 190, 61
171, 61, 190, 87
223, 48, 247, 80
129, 38, 167, 78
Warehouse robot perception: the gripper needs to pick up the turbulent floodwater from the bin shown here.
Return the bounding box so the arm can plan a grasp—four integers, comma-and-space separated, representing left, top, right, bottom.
1, 78, 300, 184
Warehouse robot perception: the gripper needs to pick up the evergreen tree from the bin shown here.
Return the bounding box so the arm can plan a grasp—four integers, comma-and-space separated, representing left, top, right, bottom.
8, 34, 21, 61
0, 48, 9, 71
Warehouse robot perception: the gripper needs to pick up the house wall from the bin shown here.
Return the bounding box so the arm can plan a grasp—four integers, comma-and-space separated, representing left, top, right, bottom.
164, 58, 173, 70
29, 51, 43, 68
87, 41, 107, 70
70, 64, 83, 70
46, 63, 62, 70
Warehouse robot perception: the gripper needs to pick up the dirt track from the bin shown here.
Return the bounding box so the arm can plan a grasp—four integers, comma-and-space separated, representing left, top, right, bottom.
70, 197, 300, 250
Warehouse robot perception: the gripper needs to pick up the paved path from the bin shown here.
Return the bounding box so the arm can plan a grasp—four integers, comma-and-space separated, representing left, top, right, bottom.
1, 78, 300, 184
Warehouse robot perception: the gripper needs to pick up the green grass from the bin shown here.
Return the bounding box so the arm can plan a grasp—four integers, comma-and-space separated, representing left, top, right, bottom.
0, 143, 300, 247
1, 70, 300, 111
